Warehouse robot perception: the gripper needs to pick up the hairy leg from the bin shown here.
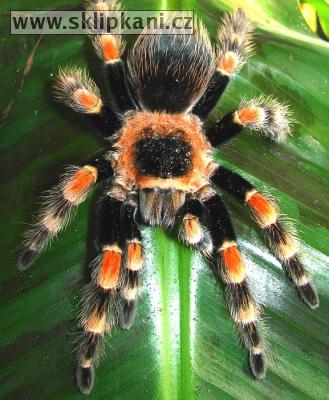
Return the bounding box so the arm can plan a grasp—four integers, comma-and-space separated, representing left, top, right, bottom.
206, 96, 292, 147
178, 197, 213, 257
211, 166, 319, 308
193, 8, 254, 119
76, 194, 122, 394
76, 191, 144, 393
17, 155, 113, 270
54, 66, 123, 135
178, 192, 266, 378
204, 193, 266, 378
85, 0, 136, 113
118, 202, 144, 329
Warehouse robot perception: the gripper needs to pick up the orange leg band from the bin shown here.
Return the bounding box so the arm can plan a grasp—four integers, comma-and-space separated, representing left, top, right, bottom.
247, 192, 277, 227
97, 248, 122, 290
63, 166, 97, 204
221, 243, 246, 283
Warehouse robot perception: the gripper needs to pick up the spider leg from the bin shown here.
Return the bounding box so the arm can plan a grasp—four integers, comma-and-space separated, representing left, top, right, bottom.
206, 96, 292, 147
178, 193, 266, 379
192, 8, 254, 119
85, 0, 136, 113
178, 198, 213, 257
17, 155, 113, 271
211, 166, 319, 309
76, 194, 123, 394
76, 192, 143, 393
118, 202, 143, 330
205, 193, 265, 379
54, 66, 123, 136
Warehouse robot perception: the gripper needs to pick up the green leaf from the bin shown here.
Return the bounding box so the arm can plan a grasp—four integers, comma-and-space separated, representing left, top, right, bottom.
1, 1, 329, 399
300, 0, 329, 39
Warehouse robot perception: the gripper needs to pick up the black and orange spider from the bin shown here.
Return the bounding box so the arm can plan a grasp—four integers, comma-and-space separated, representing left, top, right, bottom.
18, 1, 319, 395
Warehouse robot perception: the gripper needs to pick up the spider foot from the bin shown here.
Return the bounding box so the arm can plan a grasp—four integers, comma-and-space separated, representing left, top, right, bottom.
118, 299, 137, 330
296, 282, 319, 309
249, 351, 266, 380
76, 365, 95, 395
17, 247, 38, 271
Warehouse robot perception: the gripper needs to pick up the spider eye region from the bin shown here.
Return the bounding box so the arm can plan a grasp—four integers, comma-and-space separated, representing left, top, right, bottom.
134, 135, 192, 178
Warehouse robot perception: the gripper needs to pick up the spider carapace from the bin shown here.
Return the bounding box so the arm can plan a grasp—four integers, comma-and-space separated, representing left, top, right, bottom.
115, 111, 216, 228
18, 1, 319, 394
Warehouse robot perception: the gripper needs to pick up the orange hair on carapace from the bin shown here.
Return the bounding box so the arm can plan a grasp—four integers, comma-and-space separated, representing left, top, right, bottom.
114, 112, 215, 191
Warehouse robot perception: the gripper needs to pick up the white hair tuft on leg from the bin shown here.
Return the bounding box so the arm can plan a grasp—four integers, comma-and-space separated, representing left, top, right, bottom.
238, 96, 293, 142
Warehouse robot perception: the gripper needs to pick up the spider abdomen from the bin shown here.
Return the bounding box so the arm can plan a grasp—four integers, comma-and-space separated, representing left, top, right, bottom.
134, 136, 192, 178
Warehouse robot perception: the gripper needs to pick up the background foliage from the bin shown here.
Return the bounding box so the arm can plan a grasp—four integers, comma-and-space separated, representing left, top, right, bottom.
300, 0, 329, 39
1, 0, 329, 399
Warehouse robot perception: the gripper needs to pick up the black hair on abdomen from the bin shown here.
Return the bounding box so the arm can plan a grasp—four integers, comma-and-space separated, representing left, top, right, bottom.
128, 19, 215, 113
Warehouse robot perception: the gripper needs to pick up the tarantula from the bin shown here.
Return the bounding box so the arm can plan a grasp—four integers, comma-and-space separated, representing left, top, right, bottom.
18, 1, 319, 394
